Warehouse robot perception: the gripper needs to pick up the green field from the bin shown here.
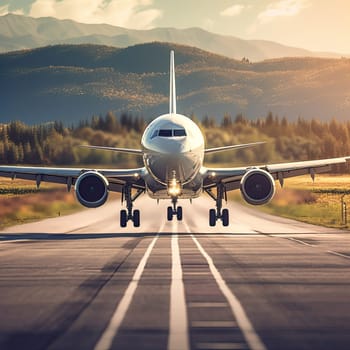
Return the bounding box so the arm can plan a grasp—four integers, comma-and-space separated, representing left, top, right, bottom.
232, 175, 350, 229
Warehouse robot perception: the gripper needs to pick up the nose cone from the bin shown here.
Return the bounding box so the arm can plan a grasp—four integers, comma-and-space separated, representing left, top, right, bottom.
150, 138, 188, 154
145, 151, 199, 185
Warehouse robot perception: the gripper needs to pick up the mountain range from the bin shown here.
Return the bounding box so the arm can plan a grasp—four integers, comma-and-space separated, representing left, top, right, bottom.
0, 14, 343, 61
1, 42, 350, 124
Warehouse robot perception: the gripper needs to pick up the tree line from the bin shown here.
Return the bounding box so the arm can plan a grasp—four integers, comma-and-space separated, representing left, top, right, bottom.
0, 111, 350, 167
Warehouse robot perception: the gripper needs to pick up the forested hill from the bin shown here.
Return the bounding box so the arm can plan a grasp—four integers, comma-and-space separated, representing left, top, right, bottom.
1, 42, 350, 124
0, 42, 237, 72
1, 113, 350, 169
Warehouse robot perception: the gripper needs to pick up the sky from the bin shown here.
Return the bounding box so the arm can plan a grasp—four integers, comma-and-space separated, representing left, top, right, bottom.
1, 0, 350, 54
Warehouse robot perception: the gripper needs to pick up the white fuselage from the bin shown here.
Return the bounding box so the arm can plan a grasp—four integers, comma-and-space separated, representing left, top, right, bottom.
141, 113, 204, 199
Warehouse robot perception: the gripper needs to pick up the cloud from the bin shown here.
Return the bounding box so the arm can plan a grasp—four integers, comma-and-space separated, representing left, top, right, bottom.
0, 4, 25, 16
220, 4, 245, 17
27, 0, 162, 29
258, 0, 310, 23
0, 5, 9, 15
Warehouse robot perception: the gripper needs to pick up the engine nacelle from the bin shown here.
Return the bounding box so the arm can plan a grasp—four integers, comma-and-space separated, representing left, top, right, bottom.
75, 171, 109, 208
240, 168, 275, 205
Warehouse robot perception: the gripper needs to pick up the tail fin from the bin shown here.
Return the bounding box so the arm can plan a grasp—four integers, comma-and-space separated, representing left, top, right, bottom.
169, 50, 176, 114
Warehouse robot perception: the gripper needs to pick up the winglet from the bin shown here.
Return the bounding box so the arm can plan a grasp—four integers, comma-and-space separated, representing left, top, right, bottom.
169, 50, 176, 114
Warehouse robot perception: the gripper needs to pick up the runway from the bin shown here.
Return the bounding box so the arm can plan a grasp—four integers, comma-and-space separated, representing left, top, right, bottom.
1, 196, 350, 350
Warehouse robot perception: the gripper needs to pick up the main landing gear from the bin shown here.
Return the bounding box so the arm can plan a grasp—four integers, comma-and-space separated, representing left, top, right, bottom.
120, 185, 144, 228
167, 197, 183, 221
205, 183, 229, 227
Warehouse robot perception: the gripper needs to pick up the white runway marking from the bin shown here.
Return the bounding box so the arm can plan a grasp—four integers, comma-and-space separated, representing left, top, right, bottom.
287, 237, 315, 247
327, 250, 350, 259
168, 220, 190, 350
94, 232, 160, 350
0, 239, 29, 244
185, 222, 267, 350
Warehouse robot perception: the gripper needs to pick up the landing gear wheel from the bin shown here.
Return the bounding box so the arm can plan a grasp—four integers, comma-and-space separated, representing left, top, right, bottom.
120, 185, 144, 228
133, 209, 140, 227
177, 206, 183, 221
120, 209, 127, 228
206, 184, 231, 227
209, 209, 216, 227
222, 208, 229, 227
167, 206, 173, 221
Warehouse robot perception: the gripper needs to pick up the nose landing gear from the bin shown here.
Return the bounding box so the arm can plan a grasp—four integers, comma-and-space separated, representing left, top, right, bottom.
167, 197, 183, 221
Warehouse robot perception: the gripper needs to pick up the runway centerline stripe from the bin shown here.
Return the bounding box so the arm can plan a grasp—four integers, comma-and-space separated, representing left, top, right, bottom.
186, 226, 267, 350
94, 233, 160, 350
168, 220, 190, 350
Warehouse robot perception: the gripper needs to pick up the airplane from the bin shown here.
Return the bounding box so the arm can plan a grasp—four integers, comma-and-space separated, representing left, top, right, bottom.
0, 50, 349, 228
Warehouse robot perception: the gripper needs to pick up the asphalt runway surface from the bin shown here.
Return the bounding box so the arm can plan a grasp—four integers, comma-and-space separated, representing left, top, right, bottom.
1, 196, 350, 350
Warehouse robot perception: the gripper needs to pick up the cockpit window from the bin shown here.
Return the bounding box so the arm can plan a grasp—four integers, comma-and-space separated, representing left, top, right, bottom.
153, 128, 187, 138
151, 130, 158, 139
173, 129, 186, 137
159, 129, 173, 137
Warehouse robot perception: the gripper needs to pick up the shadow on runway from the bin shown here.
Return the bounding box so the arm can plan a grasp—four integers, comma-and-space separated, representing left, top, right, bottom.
0, 232, 192, 242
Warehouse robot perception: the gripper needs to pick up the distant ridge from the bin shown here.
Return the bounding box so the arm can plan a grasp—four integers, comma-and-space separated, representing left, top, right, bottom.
1, 42, 350, 124
0, 14, 343, 61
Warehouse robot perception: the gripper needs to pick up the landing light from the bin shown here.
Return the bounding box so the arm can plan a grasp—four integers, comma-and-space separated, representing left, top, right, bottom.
168, 178, 181, 196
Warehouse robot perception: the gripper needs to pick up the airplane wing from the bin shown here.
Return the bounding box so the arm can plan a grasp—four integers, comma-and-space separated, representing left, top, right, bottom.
79, 145, 143, 155
204, 141, 266, 154
202, 156, 350, 191
0, 166, 146, 193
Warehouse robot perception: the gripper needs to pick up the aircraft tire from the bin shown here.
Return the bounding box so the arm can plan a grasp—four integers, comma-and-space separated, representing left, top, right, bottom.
133, 209, 140, 227
209, 209, 216, 227
222, 209, 229, 227
177, 206, 183, 221
120, 209, 127, 228
167, 206, 173, 221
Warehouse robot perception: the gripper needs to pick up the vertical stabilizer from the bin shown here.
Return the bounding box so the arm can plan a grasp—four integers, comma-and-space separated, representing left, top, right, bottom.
169, 50, 176, 114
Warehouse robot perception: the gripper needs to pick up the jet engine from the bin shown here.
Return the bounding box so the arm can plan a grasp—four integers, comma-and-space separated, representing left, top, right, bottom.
75, 171, 109, 208
240, 169, 275, 205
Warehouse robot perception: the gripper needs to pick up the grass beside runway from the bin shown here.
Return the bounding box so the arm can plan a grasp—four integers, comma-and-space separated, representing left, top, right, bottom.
2, 175, 350, 230
232, 174, 350, 229
0, 178, 82, 229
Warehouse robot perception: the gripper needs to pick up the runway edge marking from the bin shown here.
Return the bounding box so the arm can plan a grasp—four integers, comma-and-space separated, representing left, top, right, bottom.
168, 220, 190, 350
184, 223, 267, 350
93, 225, 163, 350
